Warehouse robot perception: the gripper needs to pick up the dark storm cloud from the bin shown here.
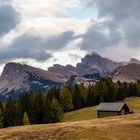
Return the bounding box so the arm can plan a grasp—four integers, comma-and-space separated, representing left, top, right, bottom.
0, 4, 20, 36
44, 30, 74, 50
0, 30, 75, 64
80, 21, 122, 51
80, 0, 140, 51
86, 0, 140, 20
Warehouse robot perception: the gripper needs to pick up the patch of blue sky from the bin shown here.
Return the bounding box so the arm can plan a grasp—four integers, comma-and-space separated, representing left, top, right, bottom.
69, 5, 98, 20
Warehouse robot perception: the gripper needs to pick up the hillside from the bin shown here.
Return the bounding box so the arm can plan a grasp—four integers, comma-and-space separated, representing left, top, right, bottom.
63, 97, 140, 122
0, 97, 140, 140
112, 63, 140, 82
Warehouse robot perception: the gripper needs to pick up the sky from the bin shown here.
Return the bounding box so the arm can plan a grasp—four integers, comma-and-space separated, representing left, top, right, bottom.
0, 0, 140, 73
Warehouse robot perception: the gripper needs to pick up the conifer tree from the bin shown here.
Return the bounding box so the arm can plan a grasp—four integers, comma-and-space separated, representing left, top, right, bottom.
23, 112, 30, 125
34, 92, 43, 123
72, 84, 84, 109
77, 84, 88, 106
87, 85, 96, 106
3, 98, 16, 127
0, 102, 4, 128
43, 93, 52, 123
59, 87, 73, 112
50, 98, 63, 123
26, 93, 36, 124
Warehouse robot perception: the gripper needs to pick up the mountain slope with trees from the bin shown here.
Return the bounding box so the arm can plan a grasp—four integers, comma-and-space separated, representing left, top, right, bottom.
0, 77, 140, 128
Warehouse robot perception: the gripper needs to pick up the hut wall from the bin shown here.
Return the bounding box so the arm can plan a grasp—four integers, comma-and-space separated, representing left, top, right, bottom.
98, 111, 119, 118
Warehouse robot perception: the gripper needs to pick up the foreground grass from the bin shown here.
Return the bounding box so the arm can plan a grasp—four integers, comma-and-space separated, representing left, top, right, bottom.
0, 113, 140, 140
0, 97, 140, 140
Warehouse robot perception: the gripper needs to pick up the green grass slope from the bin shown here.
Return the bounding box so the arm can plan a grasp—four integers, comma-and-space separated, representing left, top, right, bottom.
63, 97, 140, 122
62, 106, 97, 122
0, 97, 140, 140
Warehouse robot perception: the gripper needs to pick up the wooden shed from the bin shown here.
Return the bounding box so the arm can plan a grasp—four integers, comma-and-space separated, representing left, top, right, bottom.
96, 103, 130, 118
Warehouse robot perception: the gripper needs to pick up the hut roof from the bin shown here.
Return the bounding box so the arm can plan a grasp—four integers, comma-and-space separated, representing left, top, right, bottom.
96, 103, 127, 111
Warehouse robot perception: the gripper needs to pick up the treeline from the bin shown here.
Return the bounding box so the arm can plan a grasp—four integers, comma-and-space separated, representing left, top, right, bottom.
0, 77, 140, 128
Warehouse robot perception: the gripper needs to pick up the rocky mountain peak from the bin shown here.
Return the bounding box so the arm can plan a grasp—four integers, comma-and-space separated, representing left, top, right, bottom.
0, 62, 64, 100
1, 62, 26, 80
129, 58, 140, 64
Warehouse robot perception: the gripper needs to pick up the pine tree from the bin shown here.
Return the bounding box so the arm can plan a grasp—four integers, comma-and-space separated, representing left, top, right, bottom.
0, 102, 4, 128
50, 98, 63, 123
3, 98, 16, 127
14, 101, 24, 126
43, 93, 52, 123
34, 92, 44, 123
87, 85, 96, 106
59, 87, 73, 112
72, 84, 84, 109
136, 82, 140, 96
23, 112, 30, 125
26, 93, 36, 124
77, 84, 88, 106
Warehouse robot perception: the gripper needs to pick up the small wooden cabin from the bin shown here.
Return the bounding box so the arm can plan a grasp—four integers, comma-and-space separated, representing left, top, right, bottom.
96, 103, 130, 118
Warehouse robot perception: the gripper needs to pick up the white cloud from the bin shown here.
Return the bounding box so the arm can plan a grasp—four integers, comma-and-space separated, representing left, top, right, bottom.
101, 44, 139, 62
13, 0, 81, 18
1, 0, 140, 75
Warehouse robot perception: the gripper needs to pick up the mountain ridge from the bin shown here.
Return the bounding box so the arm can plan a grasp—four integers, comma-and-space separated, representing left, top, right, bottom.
0, 53, 140, 99
112, 63, 140, 82
0, 62, 65, 99
48, 53, 123, 78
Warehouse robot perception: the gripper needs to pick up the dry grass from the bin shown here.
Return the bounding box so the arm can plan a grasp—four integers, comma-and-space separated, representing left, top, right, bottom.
62, 106, 97, 122
0, 97, 140, 140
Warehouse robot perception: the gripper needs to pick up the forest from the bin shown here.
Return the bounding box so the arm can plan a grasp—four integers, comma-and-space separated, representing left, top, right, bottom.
0, 77, 140, 128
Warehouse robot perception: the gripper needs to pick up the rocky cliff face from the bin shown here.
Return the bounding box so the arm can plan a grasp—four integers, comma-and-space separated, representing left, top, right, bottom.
48, 64, 77, 78
129, 58, 140, 64
48, 53, 122, 78
76, 53, 121, 74
67, 73, 102, 87
111, 63, 140, 82
0, 63, 65, 99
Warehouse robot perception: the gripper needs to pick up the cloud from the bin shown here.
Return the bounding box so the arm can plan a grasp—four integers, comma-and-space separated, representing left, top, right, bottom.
0, 0, 12, 4
0, 30, 75, 64
80, 21, 122, 52
86, 0, 140, 20
79, 0, 140, 57
0, 4, 20, 37
13, 0, 81, 18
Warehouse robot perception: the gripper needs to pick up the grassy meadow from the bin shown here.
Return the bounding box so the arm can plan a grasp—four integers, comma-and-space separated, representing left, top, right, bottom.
0, 97, 140, 140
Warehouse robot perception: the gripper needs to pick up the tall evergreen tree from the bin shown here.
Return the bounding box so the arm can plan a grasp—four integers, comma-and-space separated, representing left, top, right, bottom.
50, 98, 63, 123
87, 85, 96, 106
72, 84, 85, 109
3, 98, 16, 127
23, 112, 30, 125
59, 87, 73, 112
77, 84, 88, 106
0, 102, 4, 128
34, 92, 44, 123
26, 93, 36, 124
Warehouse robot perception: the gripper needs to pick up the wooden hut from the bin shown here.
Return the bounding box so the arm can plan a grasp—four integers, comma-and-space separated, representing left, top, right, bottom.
96, 103, 130, 118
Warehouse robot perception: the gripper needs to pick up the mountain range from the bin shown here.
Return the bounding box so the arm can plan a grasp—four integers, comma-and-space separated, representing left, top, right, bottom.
48, 52, 122, 78
0, 52, 140, 100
